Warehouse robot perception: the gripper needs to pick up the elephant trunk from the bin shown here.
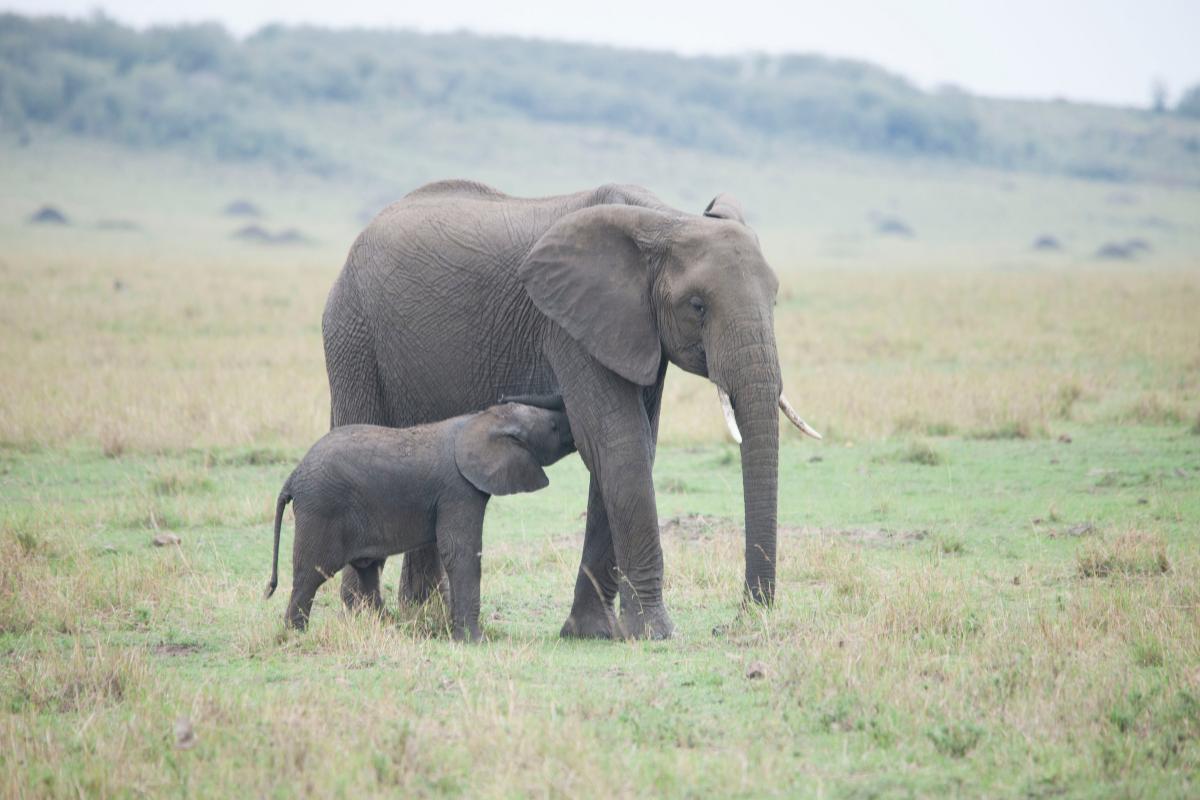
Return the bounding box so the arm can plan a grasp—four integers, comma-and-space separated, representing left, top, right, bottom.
734, 377, 781, 605
715, 326, 783, 607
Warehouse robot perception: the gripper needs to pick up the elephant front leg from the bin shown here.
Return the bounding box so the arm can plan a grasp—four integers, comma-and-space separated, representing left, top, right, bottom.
603, 447, 672, 639
546, 332, 673, 640
560, 476, 620, 639
435, 499, 486, 643
562, 375, 665, 639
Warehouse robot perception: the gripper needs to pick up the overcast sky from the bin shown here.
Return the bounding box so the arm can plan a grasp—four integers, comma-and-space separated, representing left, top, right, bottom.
7, 0, 1199, 107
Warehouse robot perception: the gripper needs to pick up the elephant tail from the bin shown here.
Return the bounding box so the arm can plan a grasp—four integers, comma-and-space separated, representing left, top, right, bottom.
265, 478, 293, 600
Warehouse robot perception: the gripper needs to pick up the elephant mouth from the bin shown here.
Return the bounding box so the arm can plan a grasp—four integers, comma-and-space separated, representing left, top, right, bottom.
682, 342, 709, 377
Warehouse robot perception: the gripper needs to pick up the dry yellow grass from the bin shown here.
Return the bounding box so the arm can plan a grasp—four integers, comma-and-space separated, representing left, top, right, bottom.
2, 233, 1197, 452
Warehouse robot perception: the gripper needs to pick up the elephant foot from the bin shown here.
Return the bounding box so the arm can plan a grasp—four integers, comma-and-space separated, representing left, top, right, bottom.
561, 573, 618, 639
451, 624, 483, 644
617, 603, 674, 640
559, 609, 616, 639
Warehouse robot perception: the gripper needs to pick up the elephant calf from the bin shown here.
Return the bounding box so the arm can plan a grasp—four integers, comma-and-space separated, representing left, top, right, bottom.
266, 399, 574, 641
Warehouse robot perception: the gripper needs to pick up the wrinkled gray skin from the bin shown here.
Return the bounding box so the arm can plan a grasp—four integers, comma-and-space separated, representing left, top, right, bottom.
324, 181, 783, 640
266, 402, 575, 641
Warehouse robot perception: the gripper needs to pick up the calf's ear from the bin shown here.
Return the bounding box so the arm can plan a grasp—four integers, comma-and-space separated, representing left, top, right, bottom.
455, 412, 549, 496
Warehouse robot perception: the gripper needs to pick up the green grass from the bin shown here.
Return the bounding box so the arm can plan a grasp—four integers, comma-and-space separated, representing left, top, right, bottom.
1, 425, 1198, 796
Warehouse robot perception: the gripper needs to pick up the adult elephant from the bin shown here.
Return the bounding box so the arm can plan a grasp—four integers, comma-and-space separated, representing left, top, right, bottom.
322, 180, 818, 639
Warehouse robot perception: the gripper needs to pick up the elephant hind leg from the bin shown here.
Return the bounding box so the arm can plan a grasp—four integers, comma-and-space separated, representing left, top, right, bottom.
324, 273, 394, 605
324, 273, 389, 428
399, 546, 448, 608
342, 559, 385, 614
287, 515, 344, 630
285, 568, 329, 630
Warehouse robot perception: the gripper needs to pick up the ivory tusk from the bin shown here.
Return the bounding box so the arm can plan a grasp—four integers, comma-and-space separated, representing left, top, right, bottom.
779, 394, 822, 440
716, 387, 742, 444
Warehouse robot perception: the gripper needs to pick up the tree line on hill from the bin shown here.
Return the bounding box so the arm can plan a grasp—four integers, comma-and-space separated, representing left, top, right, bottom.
1, 12, 1198, 183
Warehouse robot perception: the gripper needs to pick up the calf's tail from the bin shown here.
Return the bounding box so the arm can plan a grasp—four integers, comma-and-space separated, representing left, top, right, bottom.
265, 479, 293, 600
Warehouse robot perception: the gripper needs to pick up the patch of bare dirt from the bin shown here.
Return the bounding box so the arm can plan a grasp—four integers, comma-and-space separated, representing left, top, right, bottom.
153, 643, 202, 656
816, 527, 929, 546
658, 514, 739, 540
657, 514, 927, 546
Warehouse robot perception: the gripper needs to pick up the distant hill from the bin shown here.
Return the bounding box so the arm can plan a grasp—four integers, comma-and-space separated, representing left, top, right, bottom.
2, 12, 1199, 185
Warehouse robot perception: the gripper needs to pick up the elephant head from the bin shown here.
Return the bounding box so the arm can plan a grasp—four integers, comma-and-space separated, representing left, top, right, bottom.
518, 195, 819, 605
455, 402, 576, 496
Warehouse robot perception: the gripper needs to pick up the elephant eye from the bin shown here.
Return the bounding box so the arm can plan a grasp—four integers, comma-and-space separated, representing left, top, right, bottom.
689, 296, 705, 316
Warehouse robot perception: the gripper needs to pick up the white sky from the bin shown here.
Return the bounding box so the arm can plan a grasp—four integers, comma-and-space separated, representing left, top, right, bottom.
6, 0, 1200, 107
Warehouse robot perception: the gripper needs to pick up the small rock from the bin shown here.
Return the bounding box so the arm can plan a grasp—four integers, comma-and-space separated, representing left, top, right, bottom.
1058, 434, 1072, 444
745, 661, 768, 680
153, 532, 181, 547
174, 717, 196, 749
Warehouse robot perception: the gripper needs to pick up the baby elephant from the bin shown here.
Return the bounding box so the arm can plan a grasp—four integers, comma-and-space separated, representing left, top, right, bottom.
266, 398, 574, 641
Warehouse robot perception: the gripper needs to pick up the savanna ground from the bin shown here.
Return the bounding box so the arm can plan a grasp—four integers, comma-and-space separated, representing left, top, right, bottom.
1, 141, 1199, 797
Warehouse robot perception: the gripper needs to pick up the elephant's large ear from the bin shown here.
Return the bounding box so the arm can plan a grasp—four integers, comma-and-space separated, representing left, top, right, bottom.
518, 205, 664, 386
455, 410, 549, 497
703, 193, 746, 224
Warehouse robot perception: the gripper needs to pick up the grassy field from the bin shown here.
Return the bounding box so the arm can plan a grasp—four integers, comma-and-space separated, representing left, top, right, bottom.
1, 141, 1199, 796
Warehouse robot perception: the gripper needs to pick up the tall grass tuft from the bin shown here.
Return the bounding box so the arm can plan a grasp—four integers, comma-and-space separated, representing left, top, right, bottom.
969, 419, 1044, 440
1077, 530, 1170, 578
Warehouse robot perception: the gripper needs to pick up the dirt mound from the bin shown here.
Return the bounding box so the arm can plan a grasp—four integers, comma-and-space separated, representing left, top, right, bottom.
231, 225, 312, 246
1095, 239, 1152, 260
29, 206, 68, 225
874, 215, 914, 237
273, 227, 311, 244
231, 224, 272, 243
223, 199, 262, 217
